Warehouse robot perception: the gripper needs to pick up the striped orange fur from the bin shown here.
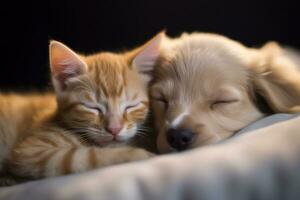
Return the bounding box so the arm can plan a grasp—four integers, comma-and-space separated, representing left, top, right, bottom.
0, 33, 164, 182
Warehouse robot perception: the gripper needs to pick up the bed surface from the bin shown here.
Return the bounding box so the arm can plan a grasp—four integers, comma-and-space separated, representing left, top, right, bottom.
1, 114, 300, 200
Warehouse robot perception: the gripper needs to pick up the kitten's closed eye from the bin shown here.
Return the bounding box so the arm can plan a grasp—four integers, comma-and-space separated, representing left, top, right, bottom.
81, 103, 105, 114
125, 102, 141, 112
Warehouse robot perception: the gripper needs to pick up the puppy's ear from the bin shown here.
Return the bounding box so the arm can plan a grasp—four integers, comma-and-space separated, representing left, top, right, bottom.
249, 42, 300, 113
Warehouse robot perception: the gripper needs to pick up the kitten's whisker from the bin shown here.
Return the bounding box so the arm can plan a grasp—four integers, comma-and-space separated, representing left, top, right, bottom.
136, 132, 149, 138
137, 129, 151, 133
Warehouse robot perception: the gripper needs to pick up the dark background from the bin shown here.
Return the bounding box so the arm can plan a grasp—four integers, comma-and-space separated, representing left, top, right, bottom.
1, 0, 299, 91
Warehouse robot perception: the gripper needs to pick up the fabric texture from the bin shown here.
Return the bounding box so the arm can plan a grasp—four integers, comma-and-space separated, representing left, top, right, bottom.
1, 114, 300, 200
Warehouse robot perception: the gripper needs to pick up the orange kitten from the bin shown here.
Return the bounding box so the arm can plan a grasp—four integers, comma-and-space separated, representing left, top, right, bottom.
0, 33, 164, 183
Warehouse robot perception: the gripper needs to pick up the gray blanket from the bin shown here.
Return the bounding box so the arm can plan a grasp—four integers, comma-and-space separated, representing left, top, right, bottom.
1, 114, 300, 200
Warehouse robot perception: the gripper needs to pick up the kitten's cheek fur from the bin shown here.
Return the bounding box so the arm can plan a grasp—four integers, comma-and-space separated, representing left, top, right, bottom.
118, 126, 137, 140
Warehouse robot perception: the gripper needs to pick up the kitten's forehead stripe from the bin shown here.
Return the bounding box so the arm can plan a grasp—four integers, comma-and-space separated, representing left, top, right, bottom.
98, 73, 109, 97
117, 86, 124, 97
93, 60, 101, 99
86, 54, 128, 100
122, 67, 127, 88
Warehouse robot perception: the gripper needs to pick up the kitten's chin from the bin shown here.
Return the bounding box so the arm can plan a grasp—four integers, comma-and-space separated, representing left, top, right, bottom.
115, 135, 133, 142
97, 139, 131, 147
92, 129, 136, 146
94, 135, 132, 146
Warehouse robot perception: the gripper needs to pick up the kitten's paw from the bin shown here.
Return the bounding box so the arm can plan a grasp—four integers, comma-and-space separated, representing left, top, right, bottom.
127, 148, 155, 161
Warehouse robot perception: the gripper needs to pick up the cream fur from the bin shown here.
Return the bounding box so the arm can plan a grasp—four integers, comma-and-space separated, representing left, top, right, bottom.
151, 32, 300, 153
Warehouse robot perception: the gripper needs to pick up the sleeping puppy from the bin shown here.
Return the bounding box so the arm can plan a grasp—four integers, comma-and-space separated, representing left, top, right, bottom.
151, 33, 300, 153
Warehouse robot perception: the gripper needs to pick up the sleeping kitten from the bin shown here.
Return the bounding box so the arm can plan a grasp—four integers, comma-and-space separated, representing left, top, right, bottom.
0, 32, 164, 183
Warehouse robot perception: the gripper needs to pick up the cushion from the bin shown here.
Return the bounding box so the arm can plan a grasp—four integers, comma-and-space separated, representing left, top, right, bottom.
1, 114, 300, 200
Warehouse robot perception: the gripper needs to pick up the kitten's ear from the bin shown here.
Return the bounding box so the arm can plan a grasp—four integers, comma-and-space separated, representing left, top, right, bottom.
49, 41, 87, 91
132, 32, 165, 75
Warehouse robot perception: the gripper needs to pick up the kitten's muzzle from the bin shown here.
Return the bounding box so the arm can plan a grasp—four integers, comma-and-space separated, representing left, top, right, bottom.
166, 128, 196, 151
105, 126, 122, 136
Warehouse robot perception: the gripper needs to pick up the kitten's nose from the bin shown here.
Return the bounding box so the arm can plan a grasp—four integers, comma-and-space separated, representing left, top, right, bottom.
166, 128, 195, 151
106, 116, 123, 136
106, 126, 122, 136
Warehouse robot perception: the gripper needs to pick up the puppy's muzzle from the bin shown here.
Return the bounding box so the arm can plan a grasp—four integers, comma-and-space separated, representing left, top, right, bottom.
166, 128, 196, 151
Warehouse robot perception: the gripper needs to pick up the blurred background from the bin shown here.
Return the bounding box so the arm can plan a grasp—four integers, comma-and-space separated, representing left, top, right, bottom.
1, 0, 299, 91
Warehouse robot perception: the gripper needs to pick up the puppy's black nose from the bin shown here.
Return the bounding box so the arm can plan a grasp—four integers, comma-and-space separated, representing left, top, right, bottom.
166, 128, 195, 151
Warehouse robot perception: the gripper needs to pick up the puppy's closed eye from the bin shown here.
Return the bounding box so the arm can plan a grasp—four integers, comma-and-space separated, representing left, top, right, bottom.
210, 87, 241, 109
151, 89, 169, 110
210, 99, 239, 109
153, 97, 169, 109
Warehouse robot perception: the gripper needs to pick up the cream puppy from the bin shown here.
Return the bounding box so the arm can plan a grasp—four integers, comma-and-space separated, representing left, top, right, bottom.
151, 33, 300, 153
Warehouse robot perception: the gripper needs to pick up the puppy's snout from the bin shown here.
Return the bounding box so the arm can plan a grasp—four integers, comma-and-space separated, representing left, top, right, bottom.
166, 128, 195, 151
